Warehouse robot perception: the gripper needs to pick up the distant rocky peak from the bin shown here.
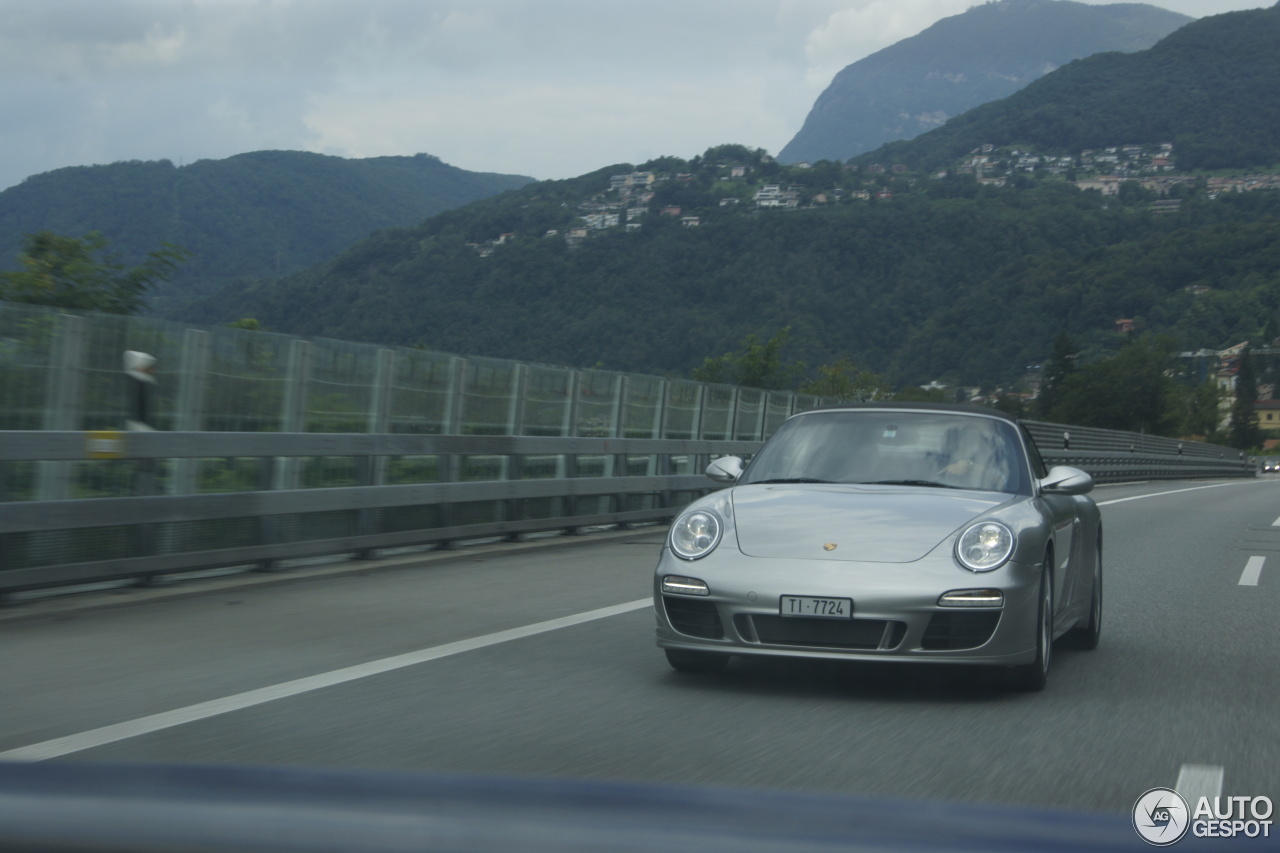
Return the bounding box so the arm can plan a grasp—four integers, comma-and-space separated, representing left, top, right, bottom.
779, 0, 1191, 165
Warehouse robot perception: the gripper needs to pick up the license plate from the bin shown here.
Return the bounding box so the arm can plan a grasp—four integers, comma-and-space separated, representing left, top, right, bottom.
779, 596, 852, 619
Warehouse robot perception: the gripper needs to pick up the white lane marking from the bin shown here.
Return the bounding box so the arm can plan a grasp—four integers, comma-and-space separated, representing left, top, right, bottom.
0, 598, 652, 763
1176, 764, 1225, 804
1272, 514, 1280, 527
1096, 481, 1256, 507
1239, 556, 1265, 586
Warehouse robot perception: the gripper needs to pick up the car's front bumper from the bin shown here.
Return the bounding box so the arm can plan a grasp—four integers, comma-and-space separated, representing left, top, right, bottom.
653, 546, 1043, 666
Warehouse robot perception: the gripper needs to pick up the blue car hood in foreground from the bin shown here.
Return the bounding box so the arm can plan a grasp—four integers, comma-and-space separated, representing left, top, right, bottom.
731, 484, 1009, 563
0, 760, 1236, 853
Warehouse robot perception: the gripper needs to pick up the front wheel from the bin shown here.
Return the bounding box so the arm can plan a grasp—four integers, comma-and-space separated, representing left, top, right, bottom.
1010, 569, 1052, 691
665, 649, 730, 673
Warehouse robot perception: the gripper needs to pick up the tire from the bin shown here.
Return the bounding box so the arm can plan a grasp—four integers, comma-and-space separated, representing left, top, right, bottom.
1010, 567, 1053, 692
1068, 538, 1102, 651
664, 649, 730, 673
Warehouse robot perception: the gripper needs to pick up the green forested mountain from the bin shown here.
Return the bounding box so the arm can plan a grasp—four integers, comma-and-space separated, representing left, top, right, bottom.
779, 0, 1190, 165
176, 4, 1280, 390
182, 165, 1280, 387
862, 3, 1280, 172
0, 151, 533, 314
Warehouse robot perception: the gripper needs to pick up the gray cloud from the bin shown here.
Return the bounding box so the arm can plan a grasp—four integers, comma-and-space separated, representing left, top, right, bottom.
0, 0, 1264, 190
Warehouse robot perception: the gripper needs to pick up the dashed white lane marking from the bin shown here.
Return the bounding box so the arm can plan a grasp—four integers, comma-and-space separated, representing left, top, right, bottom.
1239, 556, 1265, 586
1176, 764, 1225, 803
0, 598, 651, 763
1096, 485, 1271, 586
1078, 488, 1241, 811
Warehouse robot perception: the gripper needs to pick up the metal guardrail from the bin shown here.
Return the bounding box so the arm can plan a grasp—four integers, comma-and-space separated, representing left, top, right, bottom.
1022, 420, 1254, 483
0, 302, 1255, 598
1041, 450, 1253, 483
0, 422, 1254, 597
0, 431, 762, 595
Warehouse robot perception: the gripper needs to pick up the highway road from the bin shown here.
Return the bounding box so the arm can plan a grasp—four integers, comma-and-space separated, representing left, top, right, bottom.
1, 477, 1277, 820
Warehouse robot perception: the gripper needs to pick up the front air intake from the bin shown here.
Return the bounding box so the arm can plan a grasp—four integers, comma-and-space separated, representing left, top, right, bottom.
663, 596, 724, 639
921, 611, 1000, 650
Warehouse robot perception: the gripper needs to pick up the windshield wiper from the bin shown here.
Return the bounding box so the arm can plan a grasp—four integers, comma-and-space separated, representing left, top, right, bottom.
862, 479, 960, 489
752, 477, 833, 484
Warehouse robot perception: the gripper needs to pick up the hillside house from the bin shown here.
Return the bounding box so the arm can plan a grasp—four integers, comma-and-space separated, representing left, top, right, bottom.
1255, 400, 1280, 431
1075, 177, 1123, 195
609, 172, 655, 193
581, 213, 619, 230
1214, 342, 1251, 398
754, 185, 799, 208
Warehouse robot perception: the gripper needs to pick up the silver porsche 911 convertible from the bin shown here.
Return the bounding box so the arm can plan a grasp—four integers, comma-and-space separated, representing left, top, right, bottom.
653, 403, 1102, 690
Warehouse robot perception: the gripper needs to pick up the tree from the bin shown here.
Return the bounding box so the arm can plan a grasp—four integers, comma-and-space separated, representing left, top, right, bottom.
1036, 332, 1079, 418
1261, 313, 1280, 348
692, 327, 804, 390
1227, 346, 1262, 450
799, 358, 890, 401
1179, 380, 1224, 440
1047, 335, 1181, 435
0, 231, 190, 315
991, 393, 1028, 418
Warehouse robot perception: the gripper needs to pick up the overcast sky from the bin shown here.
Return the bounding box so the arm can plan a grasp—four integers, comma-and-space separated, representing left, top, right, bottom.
0, 0, 1267, 191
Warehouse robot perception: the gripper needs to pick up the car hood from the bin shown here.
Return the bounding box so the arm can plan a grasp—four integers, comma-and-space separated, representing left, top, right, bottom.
730, 484, 1010, 563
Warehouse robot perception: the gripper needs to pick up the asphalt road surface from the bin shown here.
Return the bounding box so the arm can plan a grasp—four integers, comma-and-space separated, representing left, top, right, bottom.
2, 477, 1277, 820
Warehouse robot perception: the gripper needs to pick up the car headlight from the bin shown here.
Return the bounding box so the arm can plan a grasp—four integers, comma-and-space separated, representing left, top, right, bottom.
669, 509, 723, 560
955, 521, 1015, 572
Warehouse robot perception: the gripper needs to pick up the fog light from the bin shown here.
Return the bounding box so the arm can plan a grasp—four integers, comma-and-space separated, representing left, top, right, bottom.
662, 575, 710, 596
938, 589, 1004, 607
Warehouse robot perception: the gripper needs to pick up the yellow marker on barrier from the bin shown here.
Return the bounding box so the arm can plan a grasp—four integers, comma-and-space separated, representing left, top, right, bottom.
85, 431, 126, 459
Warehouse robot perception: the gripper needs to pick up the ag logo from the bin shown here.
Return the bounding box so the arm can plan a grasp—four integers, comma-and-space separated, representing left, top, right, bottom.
1133, 787, 1190, 845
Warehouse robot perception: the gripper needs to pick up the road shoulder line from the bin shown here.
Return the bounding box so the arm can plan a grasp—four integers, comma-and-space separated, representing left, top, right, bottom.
0, 598, 651, 762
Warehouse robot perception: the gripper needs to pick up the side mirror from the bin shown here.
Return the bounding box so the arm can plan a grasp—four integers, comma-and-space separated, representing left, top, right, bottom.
1040, 465, 1093, 496
706, 456, 744, 484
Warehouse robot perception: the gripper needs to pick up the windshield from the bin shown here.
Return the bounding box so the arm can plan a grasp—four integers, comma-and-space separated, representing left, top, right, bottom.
741, 409, 1030, 494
